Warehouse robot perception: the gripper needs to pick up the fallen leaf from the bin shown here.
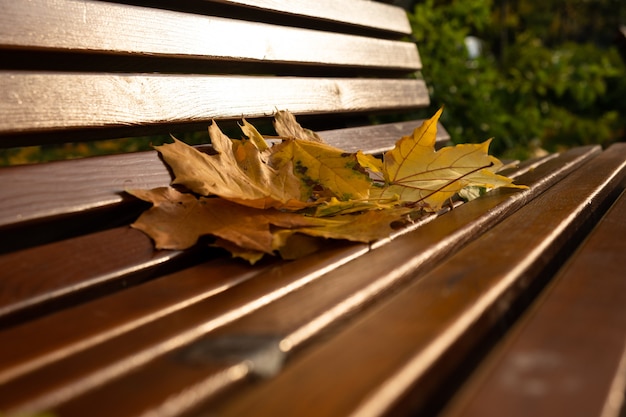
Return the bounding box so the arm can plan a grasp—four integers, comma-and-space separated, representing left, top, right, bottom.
271, 232, 329, 260
371, 108, 523, 210
271, 139, 372, 201
129, 187, 409, 261
294, 207, 415, 242
129, 187, 328, 253
313, 196, 399, 217
211, 238, 266, 265
356, 150, 384, 174
239, 118, 270, 153
156, 124, 306, 210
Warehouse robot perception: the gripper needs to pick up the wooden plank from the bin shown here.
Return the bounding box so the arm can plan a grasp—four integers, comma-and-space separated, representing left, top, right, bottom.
207, 0, 412, 35
0, 146, 599, 416
0, 151, 169, 230
0, 227, 193, 326
0, 119, 439, 239
441, 189, 626, 417
0, 1, 419, 69
203, 144, 626, 417
0, 74, 428, 144
0, 243, 368, 415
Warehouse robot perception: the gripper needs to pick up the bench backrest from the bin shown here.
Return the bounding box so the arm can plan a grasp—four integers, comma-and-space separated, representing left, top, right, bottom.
1, 0, 427, 145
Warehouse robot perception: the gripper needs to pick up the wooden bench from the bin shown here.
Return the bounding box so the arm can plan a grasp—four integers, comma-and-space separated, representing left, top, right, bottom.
1, 1, 625, 416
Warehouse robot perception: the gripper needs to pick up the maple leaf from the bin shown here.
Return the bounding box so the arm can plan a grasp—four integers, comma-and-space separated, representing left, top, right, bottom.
270, 139, 372, 201
129, 187, 331, 253
129, 186, 398, 263
292, 207, 415, 242
239, 118, 270, 153
156, 123, 307, 210
371, 108, 523, 211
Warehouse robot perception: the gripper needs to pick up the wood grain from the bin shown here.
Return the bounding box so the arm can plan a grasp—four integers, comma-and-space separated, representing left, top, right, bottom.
0, 227, 189, 326
0, 74, 428, 143
0, 151, 169, 229
0, 1, 418, 69
0, 243, 368, 415
441, 189, 626, 417
0, 146, 598, 416
208, 0, 412, 35
206, 144, 626, 417
321, 121, 450, 154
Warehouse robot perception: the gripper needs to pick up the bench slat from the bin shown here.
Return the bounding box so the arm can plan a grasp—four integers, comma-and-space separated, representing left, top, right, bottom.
0, 146, 599, 416
1, 1, 418, 70
0, 74, 428, 144
441, 188, 626, 417
208, 0, 412, 35
3, 1, 620, 415
0, 227, 193, 326
204, 143, 626, 417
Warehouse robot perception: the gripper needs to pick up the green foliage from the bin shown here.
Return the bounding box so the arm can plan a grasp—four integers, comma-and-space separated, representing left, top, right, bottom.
409, 0, 626, 159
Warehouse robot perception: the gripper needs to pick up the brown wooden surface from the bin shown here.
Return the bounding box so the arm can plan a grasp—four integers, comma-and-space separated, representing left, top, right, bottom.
0, 1, 418, 69
0, 244, 367, 414
0, 74, 428, 144
321, 121, 450, 154
0, 151, 169, 229
208, 0, 412, 35
0, 227, 191, 326
441, 189, 626, 417
203, 144, 626, 417
0, 146, 600, 416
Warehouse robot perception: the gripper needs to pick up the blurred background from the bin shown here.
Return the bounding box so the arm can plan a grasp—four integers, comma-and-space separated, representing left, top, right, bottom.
2, 0, 625, 164
399, 0, 626, 159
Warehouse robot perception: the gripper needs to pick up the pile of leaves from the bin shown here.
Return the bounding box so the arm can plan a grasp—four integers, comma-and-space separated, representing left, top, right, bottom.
130, 109, 524, 263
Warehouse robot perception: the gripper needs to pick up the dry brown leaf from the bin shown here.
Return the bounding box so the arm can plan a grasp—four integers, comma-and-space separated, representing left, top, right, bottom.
157, 125, 306, 210
129, 187, 329, 253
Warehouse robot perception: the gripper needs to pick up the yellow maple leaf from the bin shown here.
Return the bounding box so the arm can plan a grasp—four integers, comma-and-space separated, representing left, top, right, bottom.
371, 108, 523, 211
270, 139, 372, 201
